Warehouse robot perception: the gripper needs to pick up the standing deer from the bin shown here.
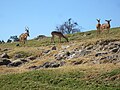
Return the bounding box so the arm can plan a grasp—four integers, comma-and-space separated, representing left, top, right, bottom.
19, 27, 30, 44
101, 19, 111, 33
51, 31, 69, 43
96, 19, 101, 34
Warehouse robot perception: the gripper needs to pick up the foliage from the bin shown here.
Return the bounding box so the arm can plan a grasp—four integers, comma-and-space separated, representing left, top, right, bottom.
0, 40, 5, 44
7, 39, 12, 43
10, 35, 19, 42
56, 18, 81, 34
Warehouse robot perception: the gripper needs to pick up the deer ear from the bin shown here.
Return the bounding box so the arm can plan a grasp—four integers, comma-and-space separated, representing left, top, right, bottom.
96, 19, 100, 20
110, 19, 112, 21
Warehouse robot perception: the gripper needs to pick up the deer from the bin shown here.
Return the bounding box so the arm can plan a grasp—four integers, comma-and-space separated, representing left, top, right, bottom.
100, 19, 111, 33
19, 26, 30, 44
96, 19, 101, 34
51, 31, 69, 43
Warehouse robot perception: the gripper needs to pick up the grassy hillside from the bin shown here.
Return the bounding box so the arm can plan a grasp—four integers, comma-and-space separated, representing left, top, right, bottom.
0, 65, 120, 90
0, 27, 120, 90
1, 27, 120, 48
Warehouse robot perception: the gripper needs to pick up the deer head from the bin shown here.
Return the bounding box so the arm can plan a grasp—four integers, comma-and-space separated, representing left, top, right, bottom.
96, 19, 100, 23
105, 19, 111, 24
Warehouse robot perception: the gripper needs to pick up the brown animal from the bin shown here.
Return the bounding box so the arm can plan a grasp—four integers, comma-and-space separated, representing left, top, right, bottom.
51, 31, 69, 43
96, 19, 101, 34
101, 19, 111, 33
19, 27, 30, 44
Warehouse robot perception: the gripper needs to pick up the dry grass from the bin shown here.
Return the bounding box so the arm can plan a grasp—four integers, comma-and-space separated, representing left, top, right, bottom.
52, 63, 120, 73
0, 27, 120, 75
0, 66, 28, 75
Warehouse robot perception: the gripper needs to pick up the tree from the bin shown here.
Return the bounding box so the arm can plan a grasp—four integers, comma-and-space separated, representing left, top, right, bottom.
0, 40, 5, 44
1, 40, 5, 43
10, 36, 19, 42
0, 40, 2, 44
56, 18, 81, 34
7, 39, 12, 43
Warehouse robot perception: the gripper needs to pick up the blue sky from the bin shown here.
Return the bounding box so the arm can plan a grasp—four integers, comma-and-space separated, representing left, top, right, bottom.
0, 0, 120, 41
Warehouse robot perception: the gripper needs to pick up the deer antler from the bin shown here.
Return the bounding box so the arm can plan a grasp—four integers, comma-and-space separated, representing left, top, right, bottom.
25, 26, 29, 33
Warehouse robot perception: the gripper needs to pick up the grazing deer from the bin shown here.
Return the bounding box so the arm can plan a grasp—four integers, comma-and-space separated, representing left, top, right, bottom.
101, 19, 111, 33
51, 31, 69, 43
96, 19, 101, 34
19, 27, 30, 44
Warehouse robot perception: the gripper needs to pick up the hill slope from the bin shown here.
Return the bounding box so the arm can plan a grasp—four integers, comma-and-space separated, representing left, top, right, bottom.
0, 27, 120, 90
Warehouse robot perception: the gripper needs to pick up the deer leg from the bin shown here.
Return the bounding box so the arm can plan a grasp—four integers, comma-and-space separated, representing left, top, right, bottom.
51, 37, 53, 43
97, 29, 100, 35
65, 36, 68, 42
108, 28, 109, 33
101, 28, 103, 32
23, 40, 25, 44
62, 35, 68, 42
51, 35, 54, 43
99, 28, 101, 34
59, 36, 61, 43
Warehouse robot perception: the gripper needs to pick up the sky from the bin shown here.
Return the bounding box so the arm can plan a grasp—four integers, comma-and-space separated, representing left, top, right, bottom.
0, 0, 120, 41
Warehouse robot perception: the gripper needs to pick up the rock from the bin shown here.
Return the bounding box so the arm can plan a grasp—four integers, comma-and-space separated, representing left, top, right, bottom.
95, 51, 108, 57
2, 48, 9, 52
68, 53, 77, 59
0, 58, 11, 65
59, 61, 66, 66
28, 61, 63, 70
86, 45, 93, 50
43, 50, 50, 54
112, 41, 120, 46
55, 54, 63, 60
110, 48, 119, 53
72, 60, 83, 65
27, 56, 37, 61
55, 49, 92, 60
79, 50, 91, 56
8, 61, 22, 67
1, 53, 9, 58
117, 48, 120, 53
8, 59, 27, 67
16, 44, 20, 46
108, 45, 117, 50
61, 45, 70, 49
94, 54, 120, 64
54, 51, 70, 60
28, 65, 38, 70
42, 62, 50, 68
66, 51, 71, 56
50, 62, 60, 68
20, 59, 28, 63
97, 40, 110, 46
40, 61, 61, 68
13, 53, 24, 59
86, 32, 91, 35
51, 46, 57, 50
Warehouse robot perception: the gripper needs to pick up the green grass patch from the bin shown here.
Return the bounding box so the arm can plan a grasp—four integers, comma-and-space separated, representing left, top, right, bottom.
0, 68, 120, 90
